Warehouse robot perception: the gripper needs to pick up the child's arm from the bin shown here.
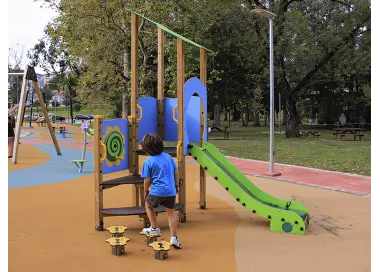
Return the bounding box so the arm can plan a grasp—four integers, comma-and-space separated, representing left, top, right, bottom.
144, 178, 151, 200
174, 170, 179, 194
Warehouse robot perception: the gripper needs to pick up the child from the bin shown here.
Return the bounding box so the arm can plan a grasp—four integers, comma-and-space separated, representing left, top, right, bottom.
140, 133, 182, 249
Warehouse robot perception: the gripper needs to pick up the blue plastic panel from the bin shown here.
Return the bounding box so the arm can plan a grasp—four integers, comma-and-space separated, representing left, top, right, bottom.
183, 77, 208, 155
163, 97, 178, 141
102, 118, 129, 174
138, 97, 158, 143
187, 96, 201, 142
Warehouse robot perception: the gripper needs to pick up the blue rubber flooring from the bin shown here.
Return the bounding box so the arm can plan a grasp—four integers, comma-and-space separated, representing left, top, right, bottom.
8, 144, 94, 188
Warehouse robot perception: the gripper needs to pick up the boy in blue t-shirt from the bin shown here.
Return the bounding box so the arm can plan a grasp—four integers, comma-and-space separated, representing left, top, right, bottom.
140, 133, 182, 249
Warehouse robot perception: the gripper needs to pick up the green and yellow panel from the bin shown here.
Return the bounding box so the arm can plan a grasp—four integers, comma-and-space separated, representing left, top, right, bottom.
102, 119, 128, 174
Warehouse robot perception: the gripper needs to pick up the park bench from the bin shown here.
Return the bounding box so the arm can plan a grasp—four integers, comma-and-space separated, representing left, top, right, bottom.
210, 126, 230, 140
301, 131, 320, 138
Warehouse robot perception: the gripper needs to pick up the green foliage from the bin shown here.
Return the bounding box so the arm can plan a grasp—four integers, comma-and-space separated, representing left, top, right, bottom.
33, 0, 370, 131
72, 103, 82, 113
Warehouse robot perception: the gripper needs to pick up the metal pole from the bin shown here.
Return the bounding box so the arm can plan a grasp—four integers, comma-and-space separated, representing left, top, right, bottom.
29, 88, 33, 128
278, 93, 281, 132
16, 78, 19, 105
269, 18, 274, 174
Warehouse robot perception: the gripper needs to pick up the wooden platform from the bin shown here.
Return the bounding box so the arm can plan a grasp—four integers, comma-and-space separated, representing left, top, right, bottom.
101, 176, 144, 189
101, 203, 184, 217
137, 147, 177, 157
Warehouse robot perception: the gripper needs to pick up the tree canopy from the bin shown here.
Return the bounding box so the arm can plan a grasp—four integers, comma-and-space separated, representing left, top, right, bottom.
28, 0, 370, 134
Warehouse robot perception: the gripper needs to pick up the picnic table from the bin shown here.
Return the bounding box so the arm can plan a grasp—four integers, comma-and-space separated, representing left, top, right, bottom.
333, 128, 364, 141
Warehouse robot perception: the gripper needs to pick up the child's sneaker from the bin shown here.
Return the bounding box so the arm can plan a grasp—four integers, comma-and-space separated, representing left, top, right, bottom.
142, 226, 161, 236
170, 236, 182, 249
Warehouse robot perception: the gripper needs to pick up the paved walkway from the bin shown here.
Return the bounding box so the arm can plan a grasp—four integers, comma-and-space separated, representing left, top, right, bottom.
186, 156, 370, 196
19, 138, 371, 196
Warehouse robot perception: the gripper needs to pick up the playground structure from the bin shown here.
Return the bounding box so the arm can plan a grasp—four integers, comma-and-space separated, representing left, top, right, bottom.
94, 8, 310, 235
93, 8, 209, 229
8, 67, 62, 164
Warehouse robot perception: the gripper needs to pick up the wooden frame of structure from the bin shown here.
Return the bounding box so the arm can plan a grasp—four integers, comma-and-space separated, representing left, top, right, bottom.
94, 9, 213, 230
9, 66, 61, 164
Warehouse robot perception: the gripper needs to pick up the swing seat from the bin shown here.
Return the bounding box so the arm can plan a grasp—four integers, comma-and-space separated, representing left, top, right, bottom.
71, 159, 87, 173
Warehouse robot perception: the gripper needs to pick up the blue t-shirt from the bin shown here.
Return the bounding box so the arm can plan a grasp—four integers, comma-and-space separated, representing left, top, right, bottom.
141, 152, 178, 197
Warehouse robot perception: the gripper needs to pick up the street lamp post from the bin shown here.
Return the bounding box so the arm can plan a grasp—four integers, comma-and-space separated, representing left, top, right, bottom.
279, 92, 281, 133
253, 8, 281, 176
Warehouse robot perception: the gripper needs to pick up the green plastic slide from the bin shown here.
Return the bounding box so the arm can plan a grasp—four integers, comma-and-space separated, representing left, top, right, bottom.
188, 142, 310, 235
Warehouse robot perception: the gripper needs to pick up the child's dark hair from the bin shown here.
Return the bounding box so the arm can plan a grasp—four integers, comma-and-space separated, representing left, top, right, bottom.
141, 133, 164, 156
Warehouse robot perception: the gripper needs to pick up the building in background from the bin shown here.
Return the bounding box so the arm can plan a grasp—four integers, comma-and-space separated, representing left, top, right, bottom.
51, 90, 66, 106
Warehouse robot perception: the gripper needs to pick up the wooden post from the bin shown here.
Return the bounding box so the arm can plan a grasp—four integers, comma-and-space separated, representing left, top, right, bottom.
131, 13, 140, 207
130, 13, 139, 175
199, 48, 207, 209
12, 68, 28, 164
94, 115, 104, 231
177, 38, 186, 223
33, 80, 61, 155
157, 28, 165, 138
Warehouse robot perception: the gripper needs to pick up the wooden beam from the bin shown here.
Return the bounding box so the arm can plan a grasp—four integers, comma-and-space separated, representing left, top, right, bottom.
157, 28, 165, 138
199, 48, 207, 209
33, 81, 62, 155
177, 38, 186, 223
12, 68, 28, 164
130, 13, 139, 176
131, 13, 140, 210
94, 116, 104, 231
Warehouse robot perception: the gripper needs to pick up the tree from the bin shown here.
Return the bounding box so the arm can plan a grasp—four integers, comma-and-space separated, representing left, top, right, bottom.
8, 44, 27, 71
72, 103, 82, 114
244, 0, 371, 137
32, 100, 40, 112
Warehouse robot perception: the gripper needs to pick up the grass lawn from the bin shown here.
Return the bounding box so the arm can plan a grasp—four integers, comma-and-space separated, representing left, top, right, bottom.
206, 124, 370, 176
30, 109, 369, 176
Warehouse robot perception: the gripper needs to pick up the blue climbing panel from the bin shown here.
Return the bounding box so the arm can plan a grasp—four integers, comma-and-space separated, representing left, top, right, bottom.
187, 96, 202, 142
163, 97, 178, 141
183, 77, 208, 155
138, 97, 158, 143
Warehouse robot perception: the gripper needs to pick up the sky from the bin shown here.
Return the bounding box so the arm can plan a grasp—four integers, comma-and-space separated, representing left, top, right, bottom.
8, 0, 57, 74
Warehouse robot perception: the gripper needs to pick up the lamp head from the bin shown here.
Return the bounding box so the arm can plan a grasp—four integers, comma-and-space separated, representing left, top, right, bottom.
253, 9, 276, 19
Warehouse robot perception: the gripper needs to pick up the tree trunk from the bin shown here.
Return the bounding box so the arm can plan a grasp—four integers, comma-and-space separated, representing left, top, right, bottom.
285, 94, 300, 137
213, 104, 221, 126
264, 112, 268, 126
242, 107, 249, 126
232, 106, 240, 121
254, 111, 260, 126
69, 96, 74, 124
